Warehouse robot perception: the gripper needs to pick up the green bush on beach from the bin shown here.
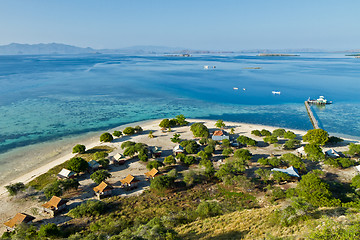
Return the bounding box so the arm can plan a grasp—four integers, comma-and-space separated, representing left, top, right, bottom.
100, 132, 113, 142
72, 144, 86, 154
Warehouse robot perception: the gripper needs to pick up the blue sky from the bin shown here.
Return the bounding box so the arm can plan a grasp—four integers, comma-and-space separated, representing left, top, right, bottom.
0, 0, 359, 50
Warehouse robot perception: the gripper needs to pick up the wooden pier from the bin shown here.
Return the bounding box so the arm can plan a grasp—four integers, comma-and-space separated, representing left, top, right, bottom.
304, 101, 319, 129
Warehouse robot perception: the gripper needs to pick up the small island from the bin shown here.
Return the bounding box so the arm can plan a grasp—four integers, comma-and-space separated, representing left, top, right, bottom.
257, 53, 300, 56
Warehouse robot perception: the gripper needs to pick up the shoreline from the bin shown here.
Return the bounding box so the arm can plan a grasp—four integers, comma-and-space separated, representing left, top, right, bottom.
1, 118, 359, 196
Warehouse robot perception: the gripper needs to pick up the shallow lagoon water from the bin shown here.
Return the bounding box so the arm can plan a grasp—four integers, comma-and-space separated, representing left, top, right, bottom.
0, 53, 359, 183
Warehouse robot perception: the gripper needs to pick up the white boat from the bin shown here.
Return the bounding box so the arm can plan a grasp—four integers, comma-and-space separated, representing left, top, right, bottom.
203, 65, 209, 69
243, 88, 246, 91
233, 87, 239, 90
272, 91, 281, 95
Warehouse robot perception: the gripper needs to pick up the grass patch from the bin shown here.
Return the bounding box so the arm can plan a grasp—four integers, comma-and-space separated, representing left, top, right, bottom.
75, 145, 115, 161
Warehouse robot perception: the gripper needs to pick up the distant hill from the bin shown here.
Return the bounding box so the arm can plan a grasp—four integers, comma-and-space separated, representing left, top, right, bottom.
0, 43, 97, 55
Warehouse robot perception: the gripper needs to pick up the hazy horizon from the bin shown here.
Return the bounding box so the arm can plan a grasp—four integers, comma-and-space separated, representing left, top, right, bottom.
1, 0, 359, 51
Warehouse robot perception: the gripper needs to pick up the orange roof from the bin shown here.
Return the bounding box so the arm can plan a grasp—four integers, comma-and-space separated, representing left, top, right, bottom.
145, 168, 159, 178
93, 181, 113, 193
213, 130, 224, 136
4, 213, 34, 229
120, 174, 138, 185
42, 196, 66, 209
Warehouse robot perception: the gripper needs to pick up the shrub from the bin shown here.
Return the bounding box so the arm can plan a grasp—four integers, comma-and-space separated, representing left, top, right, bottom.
150, 175, 174, 192
303, 129, 329, 145
234, 149, 252, 161
175, 153, 186, 162
123, 127, 135, 135
121, 141, 135, 149
260, 129, 272, 136
264, 135, 278, 144
113, 130, 122, 137
204, 145, 215, 154
100, 132, 113, 142
272, 171, 291, 183
283, 131, 296, 139
97, 158, 110, 168
69, 200, 106, 218
138, 153, 148, 162
324, 157, 356, 168
59, 178, 79, 191
347, 143, 360, 156
72, 144, 86, 154
185, 141, 199, 154
147, 160, 164, 170
44, 181, 63, 198
134, 125, 143, 133
159, 119, 170, 129
198, 150, 211, 160
38, 223, 62, 238
215, 119, 226, 129
281, 153, 306, 171
283, 139, 301, 150
304, 143, 325, 161
237, 135, 257, 146
5, 182, 26, 196
190, 123, 209, 138
254, 168, 271, 182
199, 138, 208, 145
183, 155, 196, 166
175, 114, 188, 126
272, 128, 286, 137
67, 157, 88, 173
196, 201, 222, 219
171, 133, 181, 143
90, 170, 111, 184
164, 155, 176, 165
93, 151, 108, 160
251, 130, 262, 136
351, 175, 360, 189
183, 170, 202, 186
221, 138, 231, 148
222, 148, 233, 157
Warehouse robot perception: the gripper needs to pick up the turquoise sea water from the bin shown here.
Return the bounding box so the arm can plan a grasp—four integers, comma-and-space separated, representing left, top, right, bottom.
0, 53, 360, 183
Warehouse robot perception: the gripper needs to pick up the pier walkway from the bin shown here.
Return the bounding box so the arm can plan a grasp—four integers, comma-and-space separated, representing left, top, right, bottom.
304, 101, 319, 129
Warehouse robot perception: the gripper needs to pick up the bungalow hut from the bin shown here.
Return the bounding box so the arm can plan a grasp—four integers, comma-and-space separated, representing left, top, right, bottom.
41, 196, 67, 216
57, 168, 75, 179
4, 213, 35, 232
173, 144, 184, 155
211, 130, 229, 141
150, 146, 162, 158
88, 160, 100, 171
271, 166, 300, 179
112, 153, 125, 165
144, 168, 160, 180
93, 181, 114, 199
325, 148, 342, 158
120, 174, 140, 190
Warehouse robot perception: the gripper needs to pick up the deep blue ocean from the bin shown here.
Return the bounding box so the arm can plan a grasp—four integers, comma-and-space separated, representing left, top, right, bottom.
0, 53, 360, 182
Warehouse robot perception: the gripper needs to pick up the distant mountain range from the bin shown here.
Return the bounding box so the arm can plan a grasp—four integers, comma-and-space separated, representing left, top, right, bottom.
0, 43, 358, 55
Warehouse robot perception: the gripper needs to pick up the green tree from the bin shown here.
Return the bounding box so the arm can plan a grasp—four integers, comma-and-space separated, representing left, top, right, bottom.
272, 171, 291, 183
97, 158, 110, 168
171, 133, 181, 143
67, 157, 88, 173
123, 127, 135, 135
185, 141, 199, 154
5, 182, 25, 196
303, 129, 329, 145
44, 181, 63, 198
283, 139, 301, 150
254, 168, 272, 182
59, 178, 80, 191
183, 155, 196, 166
150, 175, 174, 192
222, 148, 233, 157
134, 125, 143, 134
296, 171, 340, 207
121, 141, 135, 149
347, 143, 360, 156
260, 129, 272, 136
204, 145, 215, 154
113, 130, 123, 137
175, 153, 186, 162
215, 119, 226, 129
147, 160, 164, 170
272, 128, 286, 137
221, 138, 231, 148
281, 153, 306, 171
264, 135, 278, 144
237, 135, 257, 146
234, 149, 252, 161
38, 223, 62, 238
190, 123, 209, 138
159, 119, 170, 129
68, 200, 106, 218
164, 155, 176, 165
90, 170, 111, 184
123, 146, 137, 157
72, 144, 86, 154
100, 132, 113, 142
251, 130, 262, 136
198, 150, 211, 160
183, 170, 202, 186
351, 175, 360, 189
230, 128, 235, 135
304, 143, 325, 161
196, 201, 222, 219
284, 131, 296, 139
148, 130, 154, 138
326, 136, 343, 145
175, 114, 188, 126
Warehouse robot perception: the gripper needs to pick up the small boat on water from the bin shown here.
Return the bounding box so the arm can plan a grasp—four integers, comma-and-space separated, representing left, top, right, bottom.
272, 91, 281, 95
243, 88, 246, 91
307, 96, 332, 105
233, 87, 239, 90
204, 65, 216, 69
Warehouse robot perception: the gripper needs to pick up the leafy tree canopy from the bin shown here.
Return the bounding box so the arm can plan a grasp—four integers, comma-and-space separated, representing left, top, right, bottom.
146, 160, 164, 170
283, 139, 301, 150
234, 149, 252, 161
215, 119, 226, 129
44, 181, 63, 199
190, 122, 209, 138
67, 157, 88, 173
347, 143, 360, 156
123, 127, 135, 135
72, 144, 86, 154
303, 129, 329, 145
150, 175, 174, 192
113, 130, 123, 137
121, 141, 136, 149
304, 143, 325, 161
272, 128, 286, 137
164, 155, 176, 165
5, 182, 26, 196
260, 129, 272, 136
90, 170, 111, 184
264, 135, 278, 144
159, 119, 170, 129
100, 132, 113, 142
251, 130, 262, 137
175, 114, 188, 126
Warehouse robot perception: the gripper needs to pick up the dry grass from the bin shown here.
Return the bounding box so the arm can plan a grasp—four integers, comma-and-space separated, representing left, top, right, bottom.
176, 206, 310, 240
